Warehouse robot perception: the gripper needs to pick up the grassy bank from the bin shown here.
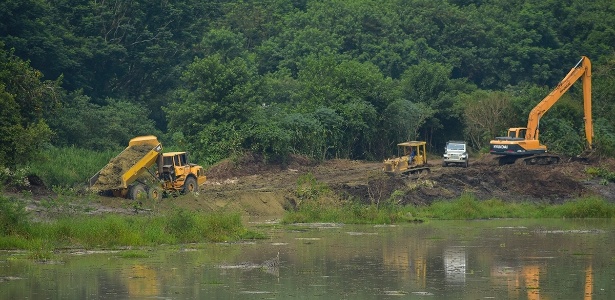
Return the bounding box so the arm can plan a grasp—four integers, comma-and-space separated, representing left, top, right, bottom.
282, 193, 615, 224
0, 196, 264, 256
26, 146, 120, 188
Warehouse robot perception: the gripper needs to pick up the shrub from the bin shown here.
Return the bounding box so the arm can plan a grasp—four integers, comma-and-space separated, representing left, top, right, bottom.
0, 196, 30, 236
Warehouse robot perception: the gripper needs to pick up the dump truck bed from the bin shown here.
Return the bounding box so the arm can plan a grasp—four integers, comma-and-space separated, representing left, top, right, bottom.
89, 136, 163, 191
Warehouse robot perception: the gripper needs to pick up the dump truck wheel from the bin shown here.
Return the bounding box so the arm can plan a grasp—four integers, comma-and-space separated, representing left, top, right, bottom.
129, 184, 147, 200
147, 186, 163, 201
182, 177, 199, 194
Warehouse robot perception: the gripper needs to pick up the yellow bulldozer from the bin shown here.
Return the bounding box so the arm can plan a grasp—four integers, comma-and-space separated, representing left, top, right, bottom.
383, 141, 430, 176
89, 135, 207, 200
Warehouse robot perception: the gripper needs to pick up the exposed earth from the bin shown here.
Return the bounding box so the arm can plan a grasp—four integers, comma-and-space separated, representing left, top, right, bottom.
198, 152, 615, 215
10, 152, 615, 219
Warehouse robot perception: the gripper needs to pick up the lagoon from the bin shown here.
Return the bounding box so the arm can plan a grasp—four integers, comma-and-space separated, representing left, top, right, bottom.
1, 219, 614, 299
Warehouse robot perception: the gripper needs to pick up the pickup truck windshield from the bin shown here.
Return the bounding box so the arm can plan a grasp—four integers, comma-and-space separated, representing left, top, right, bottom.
447, 144, 465, 151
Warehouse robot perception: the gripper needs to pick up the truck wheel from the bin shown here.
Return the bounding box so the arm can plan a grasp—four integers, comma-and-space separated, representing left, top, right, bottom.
182, 177, 199, 194
464, 160, 469, 168
129, 184, 147, 200
147, 186, 163, 201
442, 161, 447, 167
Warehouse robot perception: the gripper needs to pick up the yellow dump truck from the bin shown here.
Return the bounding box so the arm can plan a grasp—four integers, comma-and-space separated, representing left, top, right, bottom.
89, 135, 207, 200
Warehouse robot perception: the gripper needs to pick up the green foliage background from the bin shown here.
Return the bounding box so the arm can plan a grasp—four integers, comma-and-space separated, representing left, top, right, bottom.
2, 0, 615, 171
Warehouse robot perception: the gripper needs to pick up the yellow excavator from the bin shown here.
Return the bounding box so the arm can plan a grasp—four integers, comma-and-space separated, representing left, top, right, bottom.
489, 56, 593, 165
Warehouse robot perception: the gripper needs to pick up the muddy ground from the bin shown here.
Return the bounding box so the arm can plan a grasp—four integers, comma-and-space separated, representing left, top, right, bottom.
10, 152, 615, 219
199, 153, 615, 216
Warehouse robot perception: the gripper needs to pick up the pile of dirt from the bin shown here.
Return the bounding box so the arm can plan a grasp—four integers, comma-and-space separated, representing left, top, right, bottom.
426, 162, 588, 203
90, 145, 153, 191
206, 152, 316, 180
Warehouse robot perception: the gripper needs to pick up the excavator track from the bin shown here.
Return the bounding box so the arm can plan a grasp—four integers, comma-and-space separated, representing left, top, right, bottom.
497, 154, 560, 166
522, 155, 560, 165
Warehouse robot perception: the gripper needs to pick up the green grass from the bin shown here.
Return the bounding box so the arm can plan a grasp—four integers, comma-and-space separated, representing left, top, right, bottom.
283, 192, 615, 224
0, 195, 265, 251
586, 166, 615, 182
27, 146, 121, 188
282, 201, 422, 224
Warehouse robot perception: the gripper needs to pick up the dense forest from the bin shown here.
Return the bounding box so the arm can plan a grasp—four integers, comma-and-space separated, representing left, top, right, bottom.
2, 0, 615, 169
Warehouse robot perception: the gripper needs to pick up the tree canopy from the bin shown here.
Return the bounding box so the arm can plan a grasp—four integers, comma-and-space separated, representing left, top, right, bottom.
1, 0, 614, 167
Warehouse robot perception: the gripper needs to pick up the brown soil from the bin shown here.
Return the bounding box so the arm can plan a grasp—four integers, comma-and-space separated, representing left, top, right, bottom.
90, 145, 153, 191
184, 152, 614, 217
10, 152, 615, 219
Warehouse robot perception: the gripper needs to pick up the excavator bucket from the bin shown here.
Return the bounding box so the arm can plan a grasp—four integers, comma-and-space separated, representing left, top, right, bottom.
129, 135, 160, 147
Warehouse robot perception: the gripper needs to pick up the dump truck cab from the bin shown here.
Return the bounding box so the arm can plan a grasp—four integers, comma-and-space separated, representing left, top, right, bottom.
158, 151, 206, 194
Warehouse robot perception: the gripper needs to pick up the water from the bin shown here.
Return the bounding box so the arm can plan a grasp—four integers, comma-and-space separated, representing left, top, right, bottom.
1, 219, 614, 299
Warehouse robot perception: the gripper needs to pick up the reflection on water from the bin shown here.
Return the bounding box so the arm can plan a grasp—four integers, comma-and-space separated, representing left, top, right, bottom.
444, 247, 466, 284
1, 219, 614, 299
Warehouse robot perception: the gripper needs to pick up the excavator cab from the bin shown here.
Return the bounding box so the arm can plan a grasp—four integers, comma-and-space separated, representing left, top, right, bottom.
507, 128, 527, 140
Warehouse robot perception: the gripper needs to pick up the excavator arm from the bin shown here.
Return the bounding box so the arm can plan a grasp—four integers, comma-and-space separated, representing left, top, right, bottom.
525, 56, 592, 148
490, 56, 593, 165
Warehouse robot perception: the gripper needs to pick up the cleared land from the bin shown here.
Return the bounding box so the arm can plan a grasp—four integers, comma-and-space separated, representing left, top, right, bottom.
11, 152, 615, 219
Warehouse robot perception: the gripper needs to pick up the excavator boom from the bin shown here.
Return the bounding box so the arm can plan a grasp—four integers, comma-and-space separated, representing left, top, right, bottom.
489, 56, 593, 165
525, 56, 592, 146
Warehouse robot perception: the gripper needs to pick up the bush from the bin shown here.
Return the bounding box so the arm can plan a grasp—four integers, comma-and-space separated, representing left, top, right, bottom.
0, 196, 30, 236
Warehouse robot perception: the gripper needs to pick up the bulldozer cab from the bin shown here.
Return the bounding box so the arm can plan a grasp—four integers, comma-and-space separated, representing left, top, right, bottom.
397, 141, 427, 166
383, 141, 429, 175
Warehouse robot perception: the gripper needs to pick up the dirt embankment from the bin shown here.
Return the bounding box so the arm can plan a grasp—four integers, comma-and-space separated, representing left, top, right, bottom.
201, 153, 615, 216
10, 152, 615, 218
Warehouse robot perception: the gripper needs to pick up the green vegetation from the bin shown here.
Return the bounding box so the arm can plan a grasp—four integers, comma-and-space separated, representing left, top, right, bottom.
424, 193, 615, 219
1, 1, 615, 253
27, 146, 121, 188
586, 166, 615, 183
2, 0, 615, 176
0, 196, 265, 252
282, 201, 421, 224
283, 192, 615, 224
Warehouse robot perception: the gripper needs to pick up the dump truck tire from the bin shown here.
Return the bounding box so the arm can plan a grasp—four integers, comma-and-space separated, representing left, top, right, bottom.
182, 177, 199, 194
129, 184, 147, 200
147, 186, 163, 201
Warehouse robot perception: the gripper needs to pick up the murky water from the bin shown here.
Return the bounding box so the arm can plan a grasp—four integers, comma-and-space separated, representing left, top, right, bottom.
1, 219, 614, 299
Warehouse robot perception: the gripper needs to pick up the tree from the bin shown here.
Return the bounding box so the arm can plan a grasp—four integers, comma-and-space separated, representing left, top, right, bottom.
49, 92, 159, 150
0, 45, 59, 166
460, 90, 514, 150
382, 100, 434, 153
